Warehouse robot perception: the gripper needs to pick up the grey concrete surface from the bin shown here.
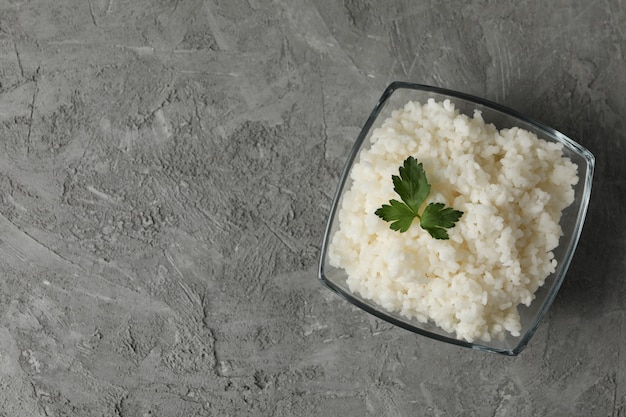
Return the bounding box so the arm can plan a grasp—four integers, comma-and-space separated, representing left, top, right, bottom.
0, 0, 624, 415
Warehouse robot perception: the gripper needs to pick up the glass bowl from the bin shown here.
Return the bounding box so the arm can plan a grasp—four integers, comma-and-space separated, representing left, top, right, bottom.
318, 82, 595, 355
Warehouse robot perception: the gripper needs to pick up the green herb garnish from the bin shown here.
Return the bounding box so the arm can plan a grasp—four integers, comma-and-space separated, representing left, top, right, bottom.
374, 156, 463, 239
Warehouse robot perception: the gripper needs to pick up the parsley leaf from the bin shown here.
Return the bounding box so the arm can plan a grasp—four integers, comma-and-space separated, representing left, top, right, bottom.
375, 157, 463, 239
420, 202, 464, 240
374, 199, 416, 233
392, 156, 431, 212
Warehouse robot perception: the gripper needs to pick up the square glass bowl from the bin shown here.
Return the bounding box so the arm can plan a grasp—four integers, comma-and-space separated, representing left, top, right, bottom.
318, 82, 595, 355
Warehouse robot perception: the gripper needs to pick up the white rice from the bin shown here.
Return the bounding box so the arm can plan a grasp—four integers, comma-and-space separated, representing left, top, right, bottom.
328, 99, 579, 343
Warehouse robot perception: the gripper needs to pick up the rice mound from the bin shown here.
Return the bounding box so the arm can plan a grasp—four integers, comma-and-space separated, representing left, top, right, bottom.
328, 99, 579, 343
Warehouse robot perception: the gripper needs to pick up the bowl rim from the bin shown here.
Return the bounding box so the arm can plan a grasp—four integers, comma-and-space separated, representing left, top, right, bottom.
318, 81, 595, 356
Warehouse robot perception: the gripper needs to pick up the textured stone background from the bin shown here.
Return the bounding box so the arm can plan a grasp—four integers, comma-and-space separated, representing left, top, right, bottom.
0, 0, 624, 416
